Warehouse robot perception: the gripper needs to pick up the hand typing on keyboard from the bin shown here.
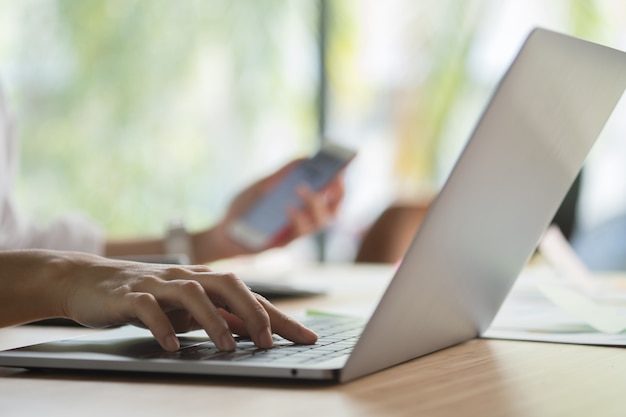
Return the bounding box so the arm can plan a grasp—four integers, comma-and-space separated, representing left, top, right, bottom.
0, 250, 318, 353
145, 316, 364, 365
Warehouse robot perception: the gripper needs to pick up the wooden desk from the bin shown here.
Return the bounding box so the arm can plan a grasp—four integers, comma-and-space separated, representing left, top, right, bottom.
1, 264, 625, 417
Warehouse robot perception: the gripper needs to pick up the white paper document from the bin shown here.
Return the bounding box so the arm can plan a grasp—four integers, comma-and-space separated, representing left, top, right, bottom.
483, 227, 626, 346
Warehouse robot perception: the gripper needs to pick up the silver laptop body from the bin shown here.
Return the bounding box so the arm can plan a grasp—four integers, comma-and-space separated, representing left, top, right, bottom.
1, 28, 625, 383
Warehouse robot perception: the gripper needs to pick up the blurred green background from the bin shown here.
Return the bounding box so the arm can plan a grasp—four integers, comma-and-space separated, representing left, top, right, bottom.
1, 0, 625, 261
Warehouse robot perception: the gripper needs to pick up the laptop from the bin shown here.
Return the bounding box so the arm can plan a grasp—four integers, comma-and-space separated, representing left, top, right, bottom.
2, 28, 626, 383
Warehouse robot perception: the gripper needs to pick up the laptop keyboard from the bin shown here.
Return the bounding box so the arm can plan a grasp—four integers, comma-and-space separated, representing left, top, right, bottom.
144, 315, 365, 365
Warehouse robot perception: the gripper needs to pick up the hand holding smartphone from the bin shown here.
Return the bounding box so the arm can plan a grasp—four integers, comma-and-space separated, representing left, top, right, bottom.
228, 143, 357, 250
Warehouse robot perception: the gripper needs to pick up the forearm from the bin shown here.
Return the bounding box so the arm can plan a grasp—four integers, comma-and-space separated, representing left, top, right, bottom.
0, 249, 71, 327
0, 249, 318, 350
104, 237, 164, 259
104, 226, 249, 265
104, 232, 234, 264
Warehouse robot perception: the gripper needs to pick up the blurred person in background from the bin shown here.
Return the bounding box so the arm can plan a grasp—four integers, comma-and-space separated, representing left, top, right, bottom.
0, 86, 345, 264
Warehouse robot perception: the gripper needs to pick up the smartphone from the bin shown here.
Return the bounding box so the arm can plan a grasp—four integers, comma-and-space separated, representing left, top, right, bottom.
228, 143, 357, 250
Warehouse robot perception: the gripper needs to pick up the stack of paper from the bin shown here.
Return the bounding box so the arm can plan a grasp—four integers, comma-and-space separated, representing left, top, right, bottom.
483, 226, 626, 345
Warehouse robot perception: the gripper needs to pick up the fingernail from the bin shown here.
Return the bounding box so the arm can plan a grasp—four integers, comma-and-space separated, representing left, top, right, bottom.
164, 334, 180, 352
220, 333, 236, 351
257, 327, 274, 348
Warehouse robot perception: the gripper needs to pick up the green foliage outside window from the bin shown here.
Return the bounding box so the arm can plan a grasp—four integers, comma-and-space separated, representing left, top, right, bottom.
2, 0, 318, 237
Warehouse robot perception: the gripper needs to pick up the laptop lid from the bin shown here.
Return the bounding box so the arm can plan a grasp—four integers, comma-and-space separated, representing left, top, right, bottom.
1, 28, 625, 383
340, 27, 626, 382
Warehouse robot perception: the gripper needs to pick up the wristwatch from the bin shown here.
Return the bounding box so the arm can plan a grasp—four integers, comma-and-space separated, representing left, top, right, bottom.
165, 222, 194, 264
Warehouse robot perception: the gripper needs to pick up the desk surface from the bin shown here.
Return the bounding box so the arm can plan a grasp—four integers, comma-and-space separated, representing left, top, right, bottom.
1, 263, 625, 417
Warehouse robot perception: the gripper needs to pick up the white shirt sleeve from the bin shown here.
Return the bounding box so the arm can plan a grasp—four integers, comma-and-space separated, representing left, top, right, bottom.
0, 85, 105, 254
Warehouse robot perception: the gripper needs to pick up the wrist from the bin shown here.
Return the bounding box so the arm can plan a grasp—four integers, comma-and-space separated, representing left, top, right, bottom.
192, 225, 249, 264
39, 250, 102, 321
0, 250, 77, 325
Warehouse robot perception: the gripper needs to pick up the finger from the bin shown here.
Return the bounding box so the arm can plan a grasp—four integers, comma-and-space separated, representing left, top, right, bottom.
166, 309, 201, 333
198, 273, 274, 349
296, 185, 329, 229
255, 294, 318, 345
124, 292, 180, 352
323, 176, 346, 214
219, 297, 317, 345
284, 206, 315, 239
152, 274, 276, 350
219, 309, 247, 336
142, 279, 237, 351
